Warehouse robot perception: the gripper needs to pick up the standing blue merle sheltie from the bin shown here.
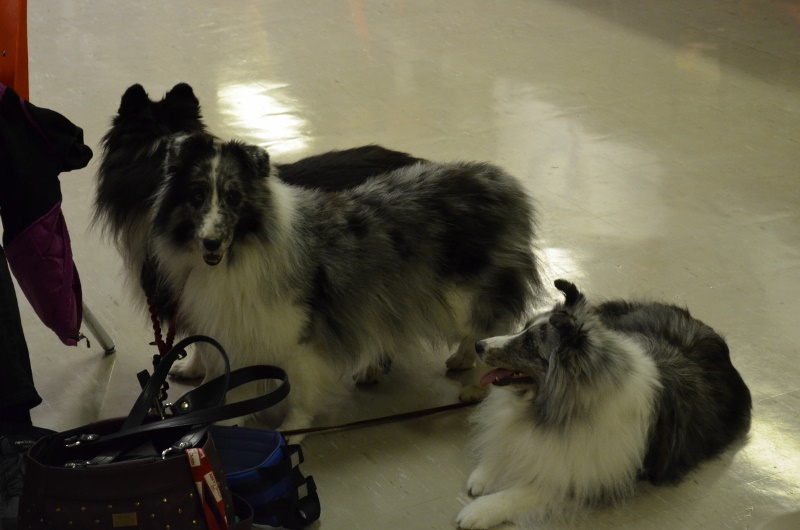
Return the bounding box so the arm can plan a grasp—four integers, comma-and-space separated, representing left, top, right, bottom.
457, 280, 751, 529
93, 84, 544, 435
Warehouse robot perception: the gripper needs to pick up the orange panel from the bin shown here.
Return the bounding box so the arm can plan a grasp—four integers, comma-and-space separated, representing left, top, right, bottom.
0, 0, 29, 100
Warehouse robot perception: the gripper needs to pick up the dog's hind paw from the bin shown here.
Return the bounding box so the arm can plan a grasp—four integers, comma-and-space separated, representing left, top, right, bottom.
284, 432, 307, 445
456, 496, 511, 529
278, 408, 314, 445
459, 384, 487, 403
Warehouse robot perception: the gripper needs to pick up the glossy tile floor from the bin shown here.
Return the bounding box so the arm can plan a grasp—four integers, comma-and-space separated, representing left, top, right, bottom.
16, 0, 799, 528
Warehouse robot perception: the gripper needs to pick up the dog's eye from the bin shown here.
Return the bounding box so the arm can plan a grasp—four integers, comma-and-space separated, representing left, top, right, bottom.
225, 190, 241, 205
189, 188, 206, 207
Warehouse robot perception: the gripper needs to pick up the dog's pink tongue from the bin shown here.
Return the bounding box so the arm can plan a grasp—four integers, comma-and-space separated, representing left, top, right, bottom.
480, 368, 516, 387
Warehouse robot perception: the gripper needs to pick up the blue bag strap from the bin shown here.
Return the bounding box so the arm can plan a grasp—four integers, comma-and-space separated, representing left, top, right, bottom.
229, 444, 304, 496
256, 474, 320, 530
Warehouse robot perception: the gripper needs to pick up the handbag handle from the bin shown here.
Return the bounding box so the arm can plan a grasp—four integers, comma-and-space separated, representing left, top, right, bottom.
122, 335, 231, 432
98, 365, 291, 442
62, 336, 290, 453
169, 364, 289, 422
67, 364, 290, 466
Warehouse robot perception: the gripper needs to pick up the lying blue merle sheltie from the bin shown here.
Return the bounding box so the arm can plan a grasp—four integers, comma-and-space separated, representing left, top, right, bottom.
457, 280, 751, 529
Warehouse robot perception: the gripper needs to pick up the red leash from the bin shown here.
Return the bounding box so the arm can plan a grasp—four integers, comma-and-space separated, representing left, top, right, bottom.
142, 297, 180, 418
148, 297, 178, 356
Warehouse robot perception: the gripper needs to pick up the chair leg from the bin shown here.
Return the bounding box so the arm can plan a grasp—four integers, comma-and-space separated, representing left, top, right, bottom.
82, 302, 116, 353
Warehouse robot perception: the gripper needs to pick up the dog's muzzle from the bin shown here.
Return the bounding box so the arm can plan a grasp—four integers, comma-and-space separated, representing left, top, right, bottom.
202, 239, 223, 266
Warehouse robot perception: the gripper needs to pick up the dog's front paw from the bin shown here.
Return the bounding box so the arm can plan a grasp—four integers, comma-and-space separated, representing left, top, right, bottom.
459, 383, 487, 403
466, 467, 490, 497
169, 354, 206, 380
457, 496, 511, 529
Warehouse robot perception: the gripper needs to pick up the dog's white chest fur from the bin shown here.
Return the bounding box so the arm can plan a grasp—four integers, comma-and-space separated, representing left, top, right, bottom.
178, 248, 308, 367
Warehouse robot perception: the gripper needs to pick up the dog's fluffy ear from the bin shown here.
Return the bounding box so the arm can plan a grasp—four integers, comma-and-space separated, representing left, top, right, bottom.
240, 144, 271, 178
554, 279, 585, 307
118, 84, 151, 117
164, 83, 202, 119
549, 312, 579, 343
549, 311, 588, 373
165, 83, 197, 104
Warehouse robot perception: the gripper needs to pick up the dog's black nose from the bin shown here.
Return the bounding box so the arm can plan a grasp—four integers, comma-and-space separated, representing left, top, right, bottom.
203, 238, 221, 252
475, 341, 486, 355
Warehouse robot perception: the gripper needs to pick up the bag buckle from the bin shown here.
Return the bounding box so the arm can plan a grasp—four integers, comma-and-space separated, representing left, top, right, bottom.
64, 433, 99, 447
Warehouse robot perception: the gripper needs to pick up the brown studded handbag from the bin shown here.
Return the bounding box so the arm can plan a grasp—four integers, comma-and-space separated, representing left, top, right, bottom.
17, 335, 289, 530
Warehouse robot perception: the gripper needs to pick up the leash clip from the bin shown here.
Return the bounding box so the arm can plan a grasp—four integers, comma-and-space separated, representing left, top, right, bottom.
162, 441, 191, 459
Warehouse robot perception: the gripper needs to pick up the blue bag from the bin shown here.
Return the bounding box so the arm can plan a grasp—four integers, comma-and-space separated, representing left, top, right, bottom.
211, 426, 320, 529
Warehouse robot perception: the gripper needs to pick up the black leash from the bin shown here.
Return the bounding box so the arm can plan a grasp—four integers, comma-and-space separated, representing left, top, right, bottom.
143, 290, 477, 439
279, 400, 478, 438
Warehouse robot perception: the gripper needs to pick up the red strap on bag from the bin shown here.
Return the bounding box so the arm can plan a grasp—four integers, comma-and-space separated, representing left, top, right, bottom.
185, 448, 229, 530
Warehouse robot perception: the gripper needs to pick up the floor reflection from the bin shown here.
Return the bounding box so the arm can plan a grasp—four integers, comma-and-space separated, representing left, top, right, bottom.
217, 81, 309, 156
